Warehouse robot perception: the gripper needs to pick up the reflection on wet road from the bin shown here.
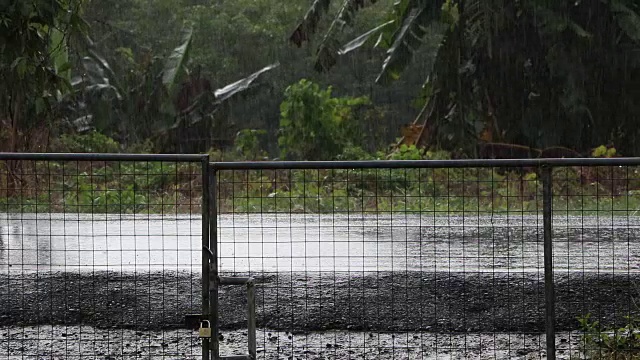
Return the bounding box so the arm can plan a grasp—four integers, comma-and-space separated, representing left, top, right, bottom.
0, 213, 638, 273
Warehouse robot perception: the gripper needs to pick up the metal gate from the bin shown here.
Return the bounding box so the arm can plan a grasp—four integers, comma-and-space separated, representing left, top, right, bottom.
0, 153, 208, 359
208, 158, 640, 360
2, 154, 640, 359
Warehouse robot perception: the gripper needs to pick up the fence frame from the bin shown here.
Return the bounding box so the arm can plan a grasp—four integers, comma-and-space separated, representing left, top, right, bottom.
210, 157, 640, 360
0, 152, 211, 358
3, 153, 640, 359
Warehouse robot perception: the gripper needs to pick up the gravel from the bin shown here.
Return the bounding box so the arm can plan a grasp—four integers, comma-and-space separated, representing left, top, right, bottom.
0, 325, 589, 359
0, 270, 637, 358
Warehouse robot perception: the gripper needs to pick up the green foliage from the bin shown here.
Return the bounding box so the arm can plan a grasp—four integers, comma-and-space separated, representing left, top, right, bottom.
337, 145, 376, 160
1, 0, 426, 155
578, 313, 640, 359
376, 1, 444, 85
0, 157, 202, 214
3, 150, 640, 216
63, 176, 148, 214
0, 0, 87, 151
54, 132, 121, 153
70, 20, 277, 150
126, 138, 156, 154
7, 0, 640, 159
278, 79, 370, 160
235, 129, 267, 160
592, 145, 618, 158
71, 23, 196, 144
293, 0, 640, 156
388, 144, 424, 160
162, 25, 194, 95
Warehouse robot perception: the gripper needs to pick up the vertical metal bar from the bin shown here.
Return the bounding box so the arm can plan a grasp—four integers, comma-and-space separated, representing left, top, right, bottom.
542, 165, 556, 360
247, 283, 256, 359
210, 167, 220, 360
202, 159, 211, 360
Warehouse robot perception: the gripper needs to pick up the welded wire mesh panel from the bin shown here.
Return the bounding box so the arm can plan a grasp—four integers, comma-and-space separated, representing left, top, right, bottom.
216, 165, 548, 359
0, 156, 204, 359
553, 165, 640, 359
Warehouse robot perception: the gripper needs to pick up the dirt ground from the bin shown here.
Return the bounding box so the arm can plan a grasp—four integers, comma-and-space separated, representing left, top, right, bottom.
0, 270, 637, 358
0, 325, 590, 359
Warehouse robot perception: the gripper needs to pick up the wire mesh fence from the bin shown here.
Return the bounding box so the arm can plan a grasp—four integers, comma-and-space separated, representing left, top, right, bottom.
552, 165, 640, 360
213, 160, 640, 360
0, 154, 207, 359
3, 156, 640, 359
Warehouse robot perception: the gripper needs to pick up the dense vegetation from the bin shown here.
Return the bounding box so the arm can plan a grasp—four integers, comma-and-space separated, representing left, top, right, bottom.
0, 0, 430, 157
1, 0, 639, 215
3, 0, 639, 158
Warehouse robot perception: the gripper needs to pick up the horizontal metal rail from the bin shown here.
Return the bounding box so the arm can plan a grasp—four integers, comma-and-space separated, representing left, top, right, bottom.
210, 157, 640, 170
0, 152, 208, 162
219, 355, 252, 360
3, 153, 638, 167
219, 277, 254, 286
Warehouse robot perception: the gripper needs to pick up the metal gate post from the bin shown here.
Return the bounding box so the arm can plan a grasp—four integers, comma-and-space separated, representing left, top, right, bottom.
202, 158, 211, 360
542, 165, 556, 360
209, 167, 220, 359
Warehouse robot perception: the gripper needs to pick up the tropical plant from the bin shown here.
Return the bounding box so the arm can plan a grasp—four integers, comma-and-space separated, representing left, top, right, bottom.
68, 24, 279, 151
291, 0, 640, 156
0, 0, 87, 152
75, 0, 428, 154
235, 129, 268, 160
278, 79, 370, 160
0, 0, 88, 196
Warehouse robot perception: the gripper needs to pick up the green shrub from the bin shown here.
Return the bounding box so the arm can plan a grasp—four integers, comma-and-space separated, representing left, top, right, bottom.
337, 145, 375, 160
278, 79, 370, 160
54, 131, 120, 153
578, 313, 640, 359
235, 129, 267, 160
389, 144, 424, 160
126, 138, 155, 154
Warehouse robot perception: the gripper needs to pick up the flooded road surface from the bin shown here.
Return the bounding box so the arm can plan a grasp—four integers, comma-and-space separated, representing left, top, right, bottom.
0, 213, 638, 273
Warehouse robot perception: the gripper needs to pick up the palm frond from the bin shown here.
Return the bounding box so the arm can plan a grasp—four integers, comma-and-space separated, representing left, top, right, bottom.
313, 0, 378, 72
534, 5, 592, 39
162, 26, 193, 94
463, 0, 494, 57
339, 20, 394, 55
289, 0, 333, 47
610, 0, 640, 41
376, 1, 443, 84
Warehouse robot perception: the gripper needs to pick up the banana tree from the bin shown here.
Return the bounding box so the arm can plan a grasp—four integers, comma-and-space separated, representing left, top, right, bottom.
72, 25, 279, 152
291, 0, 640, 155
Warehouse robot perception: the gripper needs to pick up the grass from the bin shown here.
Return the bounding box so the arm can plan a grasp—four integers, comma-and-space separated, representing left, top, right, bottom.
216, 166, 640, 216
0, 160, 200, 214
1, 159, 639, 216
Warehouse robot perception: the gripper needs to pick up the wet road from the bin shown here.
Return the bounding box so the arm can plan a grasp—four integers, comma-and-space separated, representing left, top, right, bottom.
0, 213, 638, 273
